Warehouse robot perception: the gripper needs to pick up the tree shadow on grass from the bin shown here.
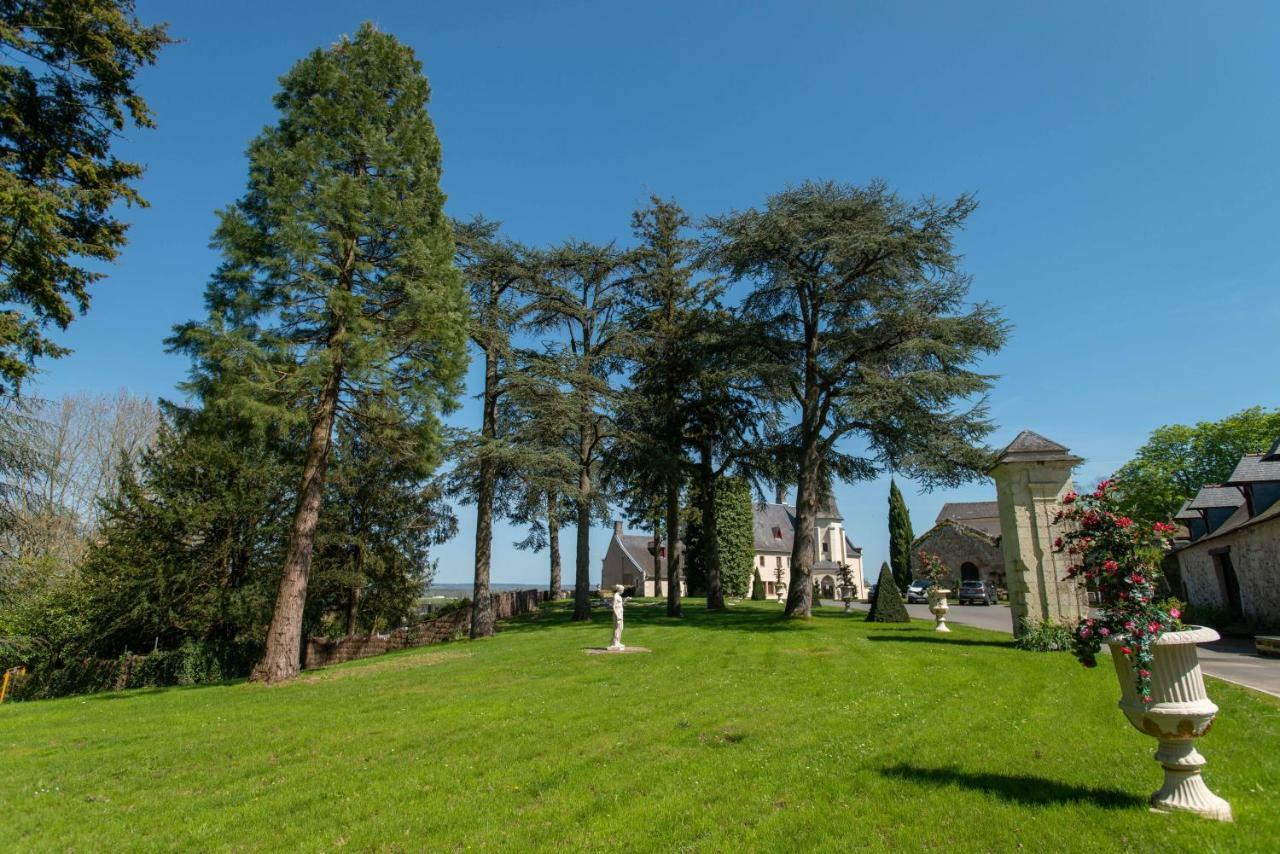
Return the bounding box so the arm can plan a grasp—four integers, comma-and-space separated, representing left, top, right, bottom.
864, 634, 1015, 649
496, 600, 813, 637
880, 763, 1145, 810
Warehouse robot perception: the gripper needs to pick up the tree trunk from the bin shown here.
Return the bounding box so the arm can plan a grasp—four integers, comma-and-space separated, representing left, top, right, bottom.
651, 518, 662, 598
547, 491, 561, 598
251, 347, 343, 682
701, 444, 725, 610
665, 474, 682, 617
785, 430, 822, 619
345, 585, 360, 636
470, 347, 499, 639
572, 494, 592, 621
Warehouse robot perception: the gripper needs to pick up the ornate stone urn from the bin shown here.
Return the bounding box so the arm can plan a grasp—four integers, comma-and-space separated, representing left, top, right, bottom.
927, 588, 951, 633
1106, 626, 1232, 821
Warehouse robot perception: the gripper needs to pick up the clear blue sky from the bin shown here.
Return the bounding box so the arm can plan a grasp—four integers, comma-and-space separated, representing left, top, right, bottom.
33, 1, 1280, 585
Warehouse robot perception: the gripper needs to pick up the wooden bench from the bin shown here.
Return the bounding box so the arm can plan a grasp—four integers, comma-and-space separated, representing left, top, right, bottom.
1256, 636, 1280, 658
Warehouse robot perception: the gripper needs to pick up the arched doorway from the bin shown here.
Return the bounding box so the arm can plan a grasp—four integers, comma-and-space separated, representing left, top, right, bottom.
960, 562, 980, 582
820, 576, 836, 598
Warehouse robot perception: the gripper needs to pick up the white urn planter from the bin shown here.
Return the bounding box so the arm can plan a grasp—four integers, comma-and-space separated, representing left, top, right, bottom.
927, 588, 951, 633
1106, 626, 1232, 821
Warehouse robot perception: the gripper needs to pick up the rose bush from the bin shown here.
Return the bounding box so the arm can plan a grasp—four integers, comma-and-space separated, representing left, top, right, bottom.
1053, 479, 1180, 703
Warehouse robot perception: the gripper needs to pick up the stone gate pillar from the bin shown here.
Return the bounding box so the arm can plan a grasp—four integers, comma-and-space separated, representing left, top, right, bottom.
988, 431, 1088, 636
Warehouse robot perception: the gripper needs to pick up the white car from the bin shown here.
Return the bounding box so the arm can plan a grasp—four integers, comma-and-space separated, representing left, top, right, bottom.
905, 579, 934, 603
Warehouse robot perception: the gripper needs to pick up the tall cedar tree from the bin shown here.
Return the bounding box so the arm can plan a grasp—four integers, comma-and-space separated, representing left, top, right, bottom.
705, 180, 1007, 618
170, 26, 467, 682
500, 343, 579, 599
621, 197, 719, 614
451, 217, 531, 637
0, 1, 170, 394
523, 243, 627, 620
888, 479, 914, 589
865, 561, 910, 622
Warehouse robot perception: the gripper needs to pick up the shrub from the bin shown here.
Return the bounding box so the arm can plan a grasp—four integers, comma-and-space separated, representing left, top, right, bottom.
865, 563, 909, 623
751, 569, 766, 601
1014, 619, 1073, 652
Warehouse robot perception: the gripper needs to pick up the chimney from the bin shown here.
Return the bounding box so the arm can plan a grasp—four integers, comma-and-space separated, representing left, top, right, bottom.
613, 520, 624, 536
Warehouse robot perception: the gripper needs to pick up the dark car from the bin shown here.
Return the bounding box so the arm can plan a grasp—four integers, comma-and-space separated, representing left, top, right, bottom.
905, 578, 934, 603
957, 579, 997, 606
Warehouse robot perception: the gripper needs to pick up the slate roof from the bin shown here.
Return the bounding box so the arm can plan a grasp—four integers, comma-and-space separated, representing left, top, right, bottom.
816, 493, 843, 521
1186, 485, 1246, 511
988, 430, 1082, 471
934, 501, 1002, 537
753, 502, 797, 553
1225, 453, 1280, 485
617, 534, 672, 578
1173, 499, 1200, 521
1265, 437, 1280, 462
1176, 497, 1280, 550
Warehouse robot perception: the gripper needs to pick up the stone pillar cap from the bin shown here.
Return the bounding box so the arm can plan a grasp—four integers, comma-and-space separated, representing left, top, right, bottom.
986, 430, 1083, 473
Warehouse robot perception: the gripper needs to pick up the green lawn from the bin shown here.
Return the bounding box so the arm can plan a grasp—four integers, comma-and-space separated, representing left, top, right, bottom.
3, 600, 1277, 852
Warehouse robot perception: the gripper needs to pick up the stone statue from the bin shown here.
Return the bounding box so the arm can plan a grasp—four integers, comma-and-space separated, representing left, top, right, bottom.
609, 584, 626, 651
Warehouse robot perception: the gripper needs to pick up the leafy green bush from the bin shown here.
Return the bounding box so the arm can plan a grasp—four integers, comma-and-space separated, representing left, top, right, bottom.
750, 569, 766, 601
1014, 619, 1073, 652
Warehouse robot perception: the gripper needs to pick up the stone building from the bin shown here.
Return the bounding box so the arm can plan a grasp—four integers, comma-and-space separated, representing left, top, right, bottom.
601, 496, 865, 600
1174, 442, 1280, 630
910, 501, 1006, 590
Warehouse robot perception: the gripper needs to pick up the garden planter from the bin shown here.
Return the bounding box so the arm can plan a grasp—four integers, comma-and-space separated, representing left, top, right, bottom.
927, 589, 951, 633
1106, 626, 1232, 821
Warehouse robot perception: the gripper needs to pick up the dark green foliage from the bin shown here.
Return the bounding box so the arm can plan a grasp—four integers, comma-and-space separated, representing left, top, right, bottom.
170, 24, 467, 680
888, 480, 914, 590
751, 569, 767, 600
865, 562, 909, 623
705, 180, 1008, 619
0, 0, 171, 393
684, 475, 755, 599
1114, 406, 1280, 523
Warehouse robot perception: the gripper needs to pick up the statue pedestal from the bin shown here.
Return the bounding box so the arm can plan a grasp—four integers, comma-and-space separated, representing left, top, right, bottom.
584, 646, 651, 655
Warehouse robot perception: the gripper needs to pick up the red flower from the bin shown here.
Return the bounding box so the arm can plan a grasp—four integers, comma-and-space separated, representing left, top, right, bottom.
1115, 516, 1134, 529
1062, 491, 1077, 505
1120, 646, 1133, 655
1053, 536, 1064, 550
1152, 521, 1176, 534
1138, 669, 1151, 678
1169, 608, 1181, 620
1103, 560, 1119, 574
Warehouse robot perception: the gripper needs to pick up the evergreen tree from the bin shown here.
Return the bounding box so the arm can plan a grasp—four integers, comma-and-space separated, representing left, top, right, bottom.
751, 568, 767, 601
685, 475, 754, 599
865, 562, 910, 623
888, 479, 914, 590
705, 180, 1008, 619
621, 196, 718, 615
523, 242, 627, 621
450, 217, 532, 638
0, 0, 171, 394
170, 25, 468, 682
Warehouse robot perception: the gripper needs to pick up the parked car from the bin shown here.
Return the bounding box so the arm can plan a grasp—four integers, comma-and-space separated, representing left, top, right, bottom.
905, 578, 934, 603
957, 579, 997, 606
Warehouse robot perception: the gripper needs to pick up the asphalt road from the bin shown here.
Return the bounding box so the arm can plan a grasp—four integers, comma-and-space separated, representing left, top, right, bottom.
834, 599, 1280, 698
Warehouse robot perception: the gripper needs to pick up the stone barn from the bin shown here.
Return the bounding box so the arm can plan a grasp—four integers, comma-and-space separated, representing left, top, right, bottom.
910, 501, 1006, 591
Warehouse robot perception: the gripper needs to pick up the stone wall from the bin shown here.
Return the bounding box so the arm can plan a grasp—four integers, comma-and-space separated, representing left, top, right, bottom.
303, 589, 546, 669
1176, 517, 1280, 630
911, 522, 1004, 588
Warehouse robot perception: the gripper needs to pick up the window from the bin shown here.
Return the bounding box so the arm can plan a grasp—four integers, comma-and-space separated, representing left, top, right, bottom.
772, 526, 783, 540
759, 555, 765, 567
776, 556, 782, 569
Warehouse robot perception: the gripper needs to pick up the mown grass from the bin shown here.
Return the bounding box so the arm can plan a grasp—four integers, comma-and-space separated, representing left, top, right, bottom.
2, 599, 1277, 852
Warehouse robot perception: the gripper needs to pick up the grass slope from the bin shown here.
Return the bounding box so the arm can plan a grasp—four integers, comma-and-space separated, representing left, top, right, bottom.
3, 600, 1277, 852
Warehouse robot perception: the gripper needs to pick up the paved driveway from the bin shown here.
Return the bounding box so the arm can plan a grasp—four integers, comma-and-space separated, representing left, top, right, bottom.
834, 599, 1280, 698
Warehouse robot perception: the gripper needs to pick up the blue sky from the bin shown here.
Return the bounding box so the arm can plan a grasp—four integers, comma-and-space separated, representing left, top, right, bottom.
33, 1, 1280, 585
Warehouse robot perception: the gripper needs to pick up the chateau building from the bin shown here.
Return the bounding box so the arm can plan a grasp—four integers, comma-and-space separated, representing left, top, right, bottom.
601, 496, 865, 600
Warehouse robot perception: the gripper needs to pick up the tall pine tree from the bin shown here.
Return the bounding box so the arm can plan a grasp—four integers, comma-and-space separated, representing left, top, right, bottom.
171, 25, 467, 683
888, 479, 914, 590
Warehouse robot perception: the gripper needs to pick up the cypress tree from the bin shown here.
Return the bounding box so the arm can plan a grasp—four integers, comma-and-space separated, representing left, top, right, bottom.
751, 568, 767, 600
888, 479, 915, 591
865, 562, 910, 622
170, 25, 468, 683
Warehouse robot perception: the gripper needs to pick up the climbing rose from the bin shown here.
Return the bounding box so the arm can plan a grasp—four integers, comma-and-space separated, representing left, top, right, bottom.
1170, 607, 1181, 620
1115, 516, 1134, 528
1062, 491, 1077, 505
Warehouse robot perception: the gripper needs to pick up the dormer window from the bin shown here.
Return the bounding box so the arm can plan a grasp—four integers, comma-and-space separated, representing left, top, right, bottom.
772, 526, 783, 540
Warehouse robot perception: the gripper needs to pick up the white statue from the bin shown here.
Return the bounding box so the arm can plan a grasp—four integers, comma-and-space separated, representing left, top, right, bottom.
609, 584, 626, 651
